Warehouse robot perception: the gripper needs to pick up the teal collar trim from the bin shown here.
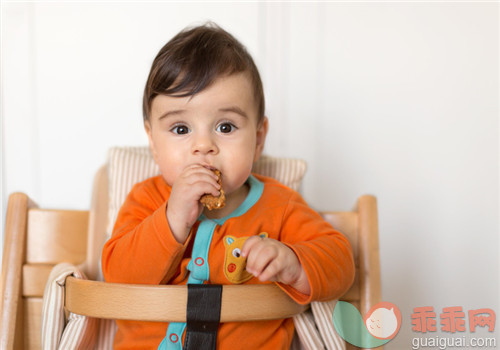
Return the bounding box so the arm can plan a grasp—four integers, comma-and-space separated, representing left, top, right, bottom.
199, 174, 263, 226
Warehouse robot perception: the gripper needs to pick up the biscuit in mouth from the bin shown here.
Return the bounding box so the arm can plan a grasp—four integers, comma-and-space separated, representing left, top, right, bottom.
200, 169, 226, 210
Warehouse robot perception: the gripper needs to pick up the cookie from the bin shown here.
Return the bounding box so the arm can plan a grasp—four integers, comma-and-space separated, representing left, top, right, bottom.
200, 169, 226, 210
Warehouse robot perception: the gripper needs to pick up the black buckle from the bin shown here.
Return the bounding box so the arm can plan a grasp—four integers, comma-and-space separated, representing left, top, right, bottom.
184, 284, 223, 350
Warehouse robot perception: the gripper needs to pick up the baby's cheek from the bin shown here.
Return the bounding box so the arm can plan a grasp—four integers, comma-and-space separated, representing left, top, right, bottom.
223, 160, 253, 192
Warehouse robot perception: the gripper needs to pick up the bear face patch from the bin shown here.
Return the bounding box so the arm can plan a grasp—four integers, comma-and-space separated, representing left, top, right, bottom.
223, 232, 268, 284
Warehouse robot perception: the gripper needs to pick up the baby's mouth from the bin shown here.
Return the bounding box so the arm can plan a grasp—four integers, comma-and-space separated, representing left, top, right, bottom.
200, 163, 217, 172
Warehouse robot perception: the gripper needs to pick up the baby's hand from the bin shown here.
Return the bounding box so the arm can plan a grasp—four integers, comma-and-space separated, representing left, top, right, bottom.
166, 164, 221, 243
241, 236, 311, 295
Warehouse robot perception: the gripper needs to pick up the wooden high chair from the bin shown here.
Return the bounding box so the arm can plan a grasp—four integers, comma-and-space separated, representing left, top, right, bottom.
1, 148, 381, 350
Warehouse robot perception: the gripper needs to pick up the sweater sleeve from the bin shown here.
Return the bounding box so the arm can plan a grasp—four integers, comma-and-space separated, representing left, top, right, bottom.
101, 179, 189, 285
276, 191, 355, 304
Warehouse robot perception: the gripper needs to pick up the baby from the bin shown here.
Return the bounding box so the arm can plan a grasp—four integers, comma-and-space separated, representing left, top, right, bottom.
102, 22, 355, 350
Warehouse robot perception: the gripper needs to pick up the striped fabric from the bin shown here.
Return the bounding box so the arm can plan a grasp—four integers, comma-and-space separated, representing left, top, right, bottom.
292, 302, 346, 349
310, 301, 346, 349
41, 263, 98, 349
42, 146, 345, 349
95, 318, 117, 350
294, 310, 327, 350
252, 154, 306, 192
106, 146, 159, 241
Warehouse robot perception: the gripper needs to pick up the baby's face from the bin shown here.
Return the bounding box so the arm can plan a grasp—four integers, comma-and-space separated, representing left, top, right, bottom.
146, 72, 267, 197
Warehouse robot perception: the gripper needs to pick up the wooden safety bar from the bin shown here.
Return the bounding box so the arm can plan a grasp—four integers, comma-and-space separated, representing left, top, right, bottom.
65, 277, 308, 322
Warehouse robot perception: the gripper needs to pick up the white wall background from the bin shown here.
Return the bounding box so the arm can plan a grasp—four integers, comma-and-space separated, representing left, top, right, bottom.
2, 2, 498, 348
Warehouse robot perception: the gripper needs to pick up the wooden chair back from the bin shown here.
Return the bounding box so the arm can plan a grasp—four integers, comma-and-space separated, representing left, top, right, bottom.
1, 195, 89, 349
1, 165, 381, 350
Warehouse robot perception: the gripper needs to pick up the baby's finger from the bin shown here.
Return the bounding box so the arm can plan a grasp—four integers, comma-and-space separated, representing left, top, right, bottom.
193, 181, 221, 198
257, 260, 281, 282
241, 235, 265, 258
175, 179, 219, 201
190, 175, 221, 189
183, 164, 220, 181
175, 167, 220, 188
246, 244, 278, 277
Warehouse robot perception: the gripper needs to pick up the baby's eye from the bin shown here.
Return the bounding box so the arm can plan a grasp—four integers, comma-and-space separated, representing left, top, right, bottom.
216, 122, 236, 134
171, 125, 190, 135
232, 248, 241, 258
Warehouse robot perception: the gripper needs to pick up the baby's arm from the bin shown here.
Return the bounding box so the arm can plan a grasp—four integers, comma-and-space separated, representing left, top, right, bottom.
103, 165, 220, 284
241, 237, 311, 295
102, 187, 185, 284
242, 189, 355, 303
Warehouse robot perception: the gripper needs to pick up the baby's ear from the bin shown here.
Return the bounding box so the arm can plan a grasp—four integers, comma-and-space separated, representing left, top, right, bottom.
253, 117, 269, 163
258, 232, 268, 239
144, 121, 158, 163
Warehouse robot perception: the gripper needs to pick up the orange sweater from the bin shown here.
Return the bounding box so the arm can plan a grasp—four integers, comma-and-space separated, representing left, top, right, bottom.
102, 174, 354, 349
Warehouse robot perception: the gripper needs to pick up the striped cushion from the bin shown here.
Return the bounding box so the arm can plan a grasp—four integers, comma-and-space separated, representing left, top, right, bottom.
310, 301, 347, 350
41, 263, 98, 349
293, 303, 346, 350
293, 310, 326, 350
106, 147, 159, 241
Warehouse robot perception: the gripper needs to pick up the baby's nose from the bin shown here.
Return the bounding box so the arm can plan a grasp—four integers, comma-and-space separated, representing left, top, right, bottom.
192, 133, 218, 154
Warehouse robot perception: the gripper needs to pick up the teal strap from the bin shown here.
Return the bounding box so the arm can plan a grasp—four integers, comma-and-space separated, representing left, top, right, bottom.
161, 220, 217, 349
186, 220, 217, 283
158, 323, 186, 350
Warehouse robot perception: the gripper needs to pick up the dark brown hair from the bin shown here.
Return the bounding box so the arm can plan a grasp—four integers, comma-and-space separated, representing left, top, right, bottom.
143, 23, 265, 122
